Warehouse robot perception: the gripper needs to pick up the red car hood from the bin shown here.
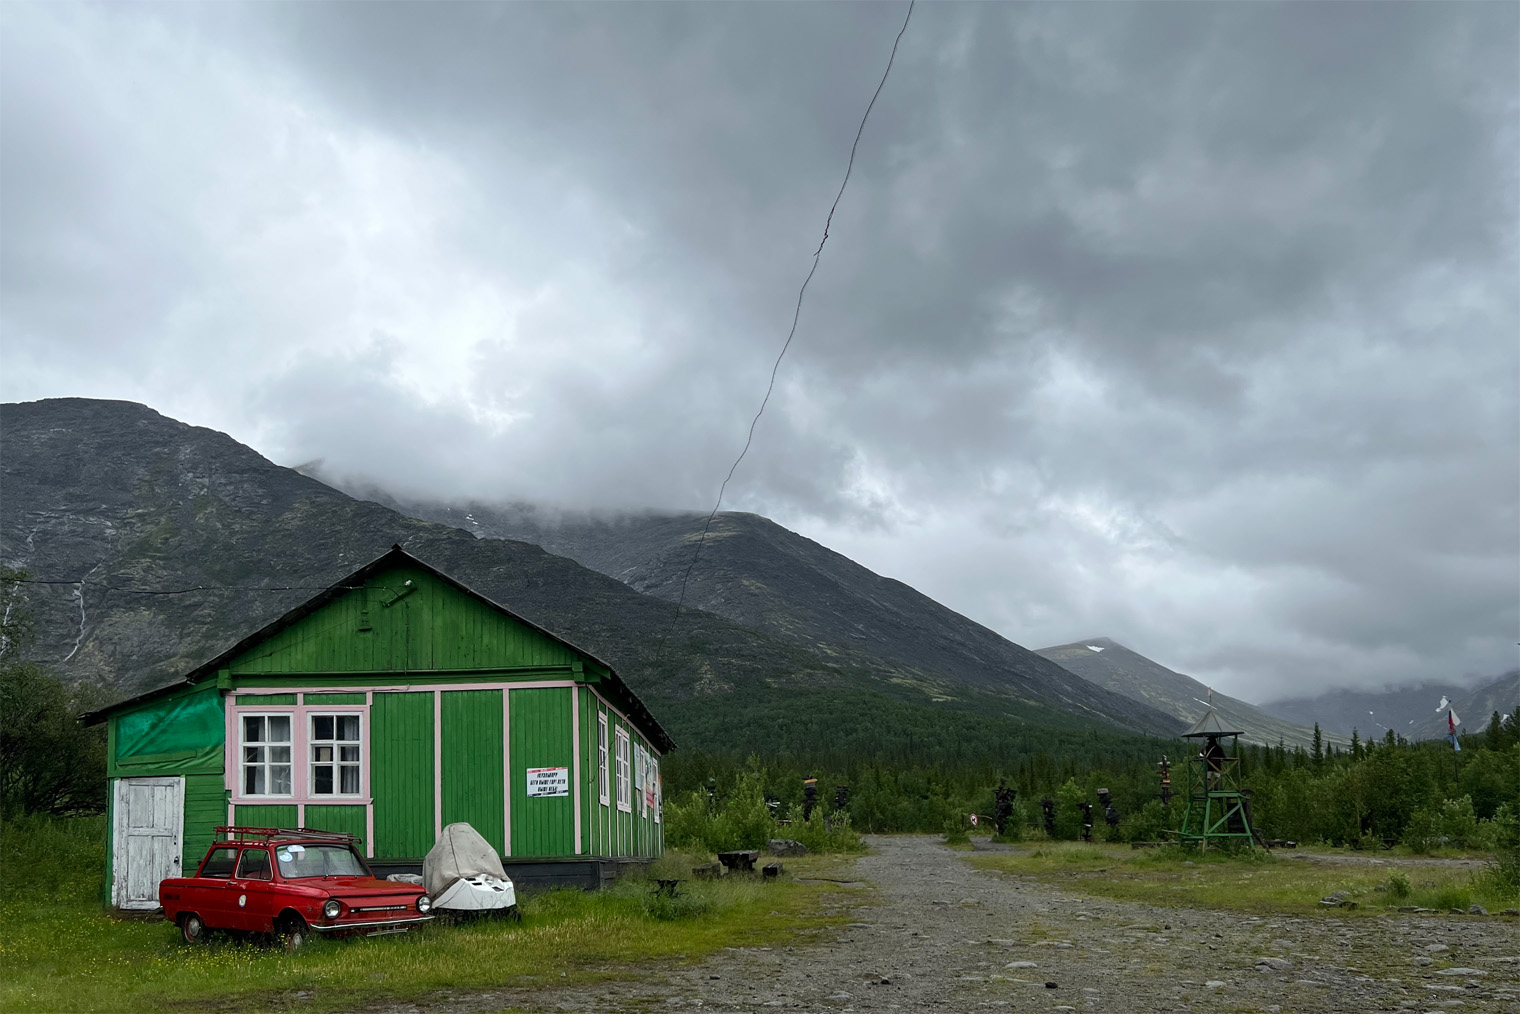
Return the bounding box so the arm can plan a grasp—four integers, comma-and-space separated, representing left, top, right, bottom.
289, 876, 423, 897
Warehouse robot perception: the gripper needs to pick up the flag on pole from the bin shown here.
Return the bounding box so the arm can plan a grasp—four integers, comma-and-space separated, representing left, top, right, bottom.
1447, 708, 1461, 752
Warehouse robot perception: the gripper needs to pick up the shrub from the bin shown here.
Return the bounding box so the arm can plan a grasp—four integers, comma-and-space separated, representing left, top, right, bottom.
1122, 799, 1175, 844
1386, 871, 1411, 899
992, 800, 1029, 843
0, 571, 108, 818
942, 816, 969, 846
1475, 802, 1520, 900
1053, 778, 1087, 841
788, 810, 866, 854
664, 773, 864, 854
1404, 796, 1494, 852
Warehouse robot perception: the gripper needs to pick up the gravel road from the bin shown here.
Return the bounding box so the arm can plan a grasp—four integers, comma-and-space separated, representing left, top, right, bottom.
398, 835, 1520, 1014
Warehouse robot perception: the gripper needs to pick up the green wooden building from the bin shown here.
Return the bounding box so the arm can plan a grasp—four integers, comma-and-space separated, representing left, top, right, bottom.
85, 545, 673, 910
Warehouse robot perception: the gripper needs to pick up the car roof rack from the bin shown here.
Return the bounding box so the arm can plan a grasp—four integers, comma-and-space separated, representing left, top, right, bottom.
214, 825, 362, 844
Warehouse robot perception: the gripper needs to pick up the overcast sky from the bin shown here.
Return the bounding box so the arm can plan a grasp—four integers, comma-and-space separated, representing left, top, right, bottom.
3, 2, 1516, 702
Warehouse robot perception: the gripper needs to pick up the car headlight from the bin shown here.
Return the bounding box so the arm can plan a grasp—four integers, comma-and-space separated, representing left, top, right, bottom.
416, 895, 431, 914
323, 900, 342, 920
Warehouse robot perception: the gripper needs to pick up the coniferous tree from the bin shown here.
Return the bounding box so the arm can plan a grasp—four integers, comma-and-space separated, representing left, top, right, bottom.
1312, 722, 1325, 768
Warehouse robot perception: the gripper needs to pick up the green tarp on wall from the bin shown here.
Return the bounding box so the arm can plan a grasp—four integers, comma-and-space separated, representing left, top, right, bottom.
112, 687, 224, 775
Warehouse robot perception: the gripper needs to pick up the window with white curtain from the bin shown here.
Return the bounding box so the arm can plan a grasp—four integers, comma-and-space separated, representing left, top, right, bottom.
309, 713, 362, 795
241, 714, 293, 796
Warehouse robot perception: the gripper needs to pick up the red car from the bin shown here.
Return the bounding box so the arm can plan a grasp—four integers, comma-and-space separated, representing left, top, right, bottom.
159, 827, 433, 950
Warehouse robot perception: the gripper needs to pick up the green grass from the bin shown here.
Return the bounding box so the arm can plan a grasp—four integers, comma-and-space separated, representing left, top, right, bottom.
967, 841, 1520, 916
0, 821, 854, 1013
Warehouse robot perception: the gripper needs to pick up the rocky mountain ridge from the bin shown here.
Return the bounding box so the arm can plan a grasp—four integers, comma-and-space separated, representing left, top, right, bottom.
1262, 673, 1516, 742
316, 488, 1182, 732
0, 398, 1181, 745
1033, 637, 1337, 748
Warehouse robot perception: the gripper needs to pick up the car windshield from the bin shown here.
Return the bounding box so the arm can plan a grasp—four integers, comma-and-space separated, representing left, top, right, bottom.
274, 843, 369, 878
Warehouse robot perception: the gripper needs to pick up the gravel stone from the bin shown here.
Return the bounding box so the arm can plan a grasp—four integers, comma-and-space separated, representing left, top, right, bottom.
371, 835, 1520, 1014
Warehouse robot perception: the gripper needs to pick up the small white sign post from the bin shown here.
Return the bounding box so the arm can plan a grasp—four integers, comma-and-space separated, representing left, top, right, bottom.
526, 766, 570, 797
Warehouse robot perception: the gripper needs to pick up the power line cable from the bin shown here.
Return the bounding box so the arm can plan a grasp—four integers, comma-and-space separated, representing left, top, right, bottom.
10, 578, 389, 596
10, 3, 916, 636
654, 0, 915, 660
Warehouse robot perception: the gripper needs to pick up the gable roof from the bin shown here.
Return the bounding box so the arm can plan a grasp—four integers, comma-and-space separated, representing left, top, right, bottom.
83, 544, 674, 751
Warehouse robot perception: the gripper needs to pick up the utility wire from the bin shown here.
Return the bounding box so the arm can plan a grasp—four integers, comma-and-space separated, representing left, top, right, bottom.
655, 0, 915, 659
11, 579, 386, 596
11, 3, 916, 646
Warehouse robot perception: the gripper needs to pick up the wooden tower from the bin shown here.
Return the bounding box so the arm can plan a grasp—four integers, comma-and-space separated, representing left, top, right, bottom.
1176, 705, 1258, 851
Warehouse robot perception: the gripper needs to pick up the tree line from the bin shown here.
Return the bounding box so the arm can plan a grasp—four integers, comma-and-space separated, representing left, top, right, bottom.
4, 565, 1516, 857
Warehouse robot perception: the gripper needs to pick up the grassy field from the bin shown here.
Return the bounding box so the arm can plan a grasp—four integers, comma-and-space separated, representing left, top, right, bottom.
967, 841, 1520, 916
0, 819, 854, 1014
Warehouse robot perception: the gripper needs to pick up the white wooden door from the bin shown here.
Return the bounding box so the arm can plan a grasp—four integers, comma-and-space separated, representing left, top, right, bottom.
112, 776, 185, 910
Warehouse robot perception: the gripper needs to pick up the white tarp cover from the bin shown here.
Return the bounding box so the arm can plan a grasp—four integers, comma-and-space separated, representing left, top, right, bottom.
424, 822, 509, 898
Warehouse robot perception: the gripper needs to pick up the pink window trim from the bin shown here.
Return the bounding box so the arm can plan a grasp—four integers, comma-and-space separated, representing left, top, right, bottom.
572, 685, 583, 855
225, 698, 371, 806
433, 689, 443, 841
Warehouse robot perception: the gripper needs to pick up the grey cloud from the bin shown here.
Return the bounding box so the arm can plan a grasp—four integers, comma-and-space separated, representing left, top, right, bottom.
1, 1, 1515, 699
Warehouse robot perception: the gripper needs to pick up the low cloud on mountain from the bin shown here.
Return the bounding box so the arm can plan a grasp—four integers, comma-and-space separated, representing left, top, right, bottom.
2, 2, 1515, 699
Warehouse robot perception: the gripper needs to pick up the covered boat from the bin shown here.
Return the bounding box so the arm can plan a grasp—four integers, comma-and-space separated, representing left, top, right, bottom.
421, 822, 518, 914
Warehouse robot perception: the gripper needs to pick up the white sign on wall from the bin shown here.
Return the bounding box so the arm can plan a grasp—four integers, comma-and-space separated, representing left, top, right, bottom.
525, 766, 570, 797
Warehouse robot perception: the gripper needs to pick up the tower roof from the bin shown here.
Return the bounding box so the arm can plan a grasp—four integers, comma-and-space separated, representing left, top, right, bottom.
1181, 707, 1243, 738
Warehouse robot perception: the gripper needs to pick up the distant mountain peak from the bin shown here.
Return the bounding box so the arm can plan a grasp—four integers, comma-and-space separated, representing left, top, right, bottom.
1036, 637, 1333, 749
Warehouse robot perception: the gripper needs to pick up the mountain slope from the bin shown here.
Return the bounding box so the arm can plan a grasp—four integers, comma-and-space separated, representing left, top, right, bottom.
1408, 671, 1519, 741
1034, 637, 1334, 748
1262, 677, 1496, 741
0, 398, 1180, 747
321, 492, 1182, 735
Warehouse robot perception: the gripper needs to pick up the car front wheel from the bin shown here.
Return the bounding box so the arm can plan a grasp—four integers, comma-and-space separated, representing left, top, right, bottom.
180, 913, 208, 945
278, 914, 308, 953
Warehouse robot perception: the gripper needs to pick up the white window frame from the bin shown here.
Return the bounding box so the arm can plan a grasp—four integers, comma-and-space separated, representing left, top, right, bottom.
615, 726, 631, 813
597, 711, 610, 806
653, 759, 662, 824
239, 712, 294, 798
636, 745, 647, 817
308, 712, 364, 797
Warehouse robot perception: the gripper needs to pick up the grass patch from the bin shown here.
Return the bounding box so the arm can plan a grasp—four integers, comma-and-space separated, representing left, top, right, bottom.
0, 823, 854, 1013
967, 841, 1520, 916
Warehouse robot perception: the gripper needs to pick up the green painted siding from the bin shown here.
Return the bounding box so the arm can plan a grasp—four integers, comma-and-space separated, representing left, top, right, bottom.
235, 803, 298, 827
441, 690, 505, 852
239, 693, 297, 705
306, 804, 367, 842
509, 688, 573, 856
371, 692, 435, 857
579, 688, 597, 857
303, 692, 366, 705
183, 774, 226, 869
224, 566, 580, 675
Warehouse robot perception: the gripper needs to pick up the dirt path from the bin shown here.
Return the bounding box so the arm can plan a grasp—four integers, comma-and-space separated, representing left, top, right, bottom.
399, 835, 1520, 1013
